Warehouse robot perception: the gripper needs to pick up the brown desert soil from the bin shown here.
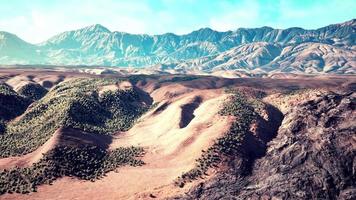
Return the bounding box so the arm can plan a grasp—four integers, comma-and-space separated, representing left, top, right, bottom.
0, 68, 355, 199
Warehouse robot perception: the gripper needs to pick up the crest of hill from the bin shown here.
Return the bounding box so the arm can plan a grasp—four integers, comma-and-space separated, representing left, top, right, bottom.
0, 78, 152, 157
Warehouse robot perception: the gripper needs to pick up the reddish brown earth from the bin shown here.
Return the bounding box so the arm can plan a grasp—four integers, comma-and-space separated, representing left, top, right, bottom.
0, 68, 355, 200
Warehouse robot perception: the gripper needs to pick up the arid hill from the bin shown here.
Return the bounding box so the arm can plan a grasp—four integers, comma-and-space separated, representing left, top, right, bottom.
0, 69, 355, 200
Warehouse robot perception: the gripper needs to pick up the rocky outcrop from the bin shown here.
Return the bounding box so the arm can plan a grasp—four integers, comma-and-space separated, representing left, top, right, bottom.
175, 92, 355, 200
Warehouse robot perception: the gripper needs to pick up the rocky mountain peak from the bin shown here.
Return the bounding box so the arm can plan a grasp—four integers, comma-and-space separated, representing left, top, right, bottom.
83, 24, 111, 33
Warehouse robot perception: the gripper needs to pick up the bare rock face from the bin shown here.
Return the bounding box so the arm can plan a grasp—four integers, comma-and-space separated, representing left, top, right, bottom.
176, 92, 355, 200
265, 43, 356, 74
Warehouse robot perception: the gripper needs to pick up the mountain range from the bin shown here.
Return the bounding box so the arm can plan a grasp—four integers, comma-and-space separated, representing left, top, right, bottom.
0, 19, 355, 75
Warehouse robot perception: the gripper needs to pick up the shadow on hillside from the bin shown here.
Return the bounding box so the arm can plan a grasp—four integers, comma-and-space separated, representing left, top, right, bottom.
179, 96, 203, 128
240, 104, 284, 175
58, 127, 113, 149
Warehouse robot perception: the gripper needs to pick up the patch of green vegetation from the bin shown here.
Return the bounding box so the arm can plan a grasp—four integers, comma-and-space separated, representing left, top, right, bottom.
175, 92, 257, 187
0, 78, 150, 157
282, 88, 323, 96
224, 87, 267, 99
159, 76, 199, 83
128, 74, 158, 85
0, 145, 144, 195
17, 83, 48, 101
0, 83, 32, 122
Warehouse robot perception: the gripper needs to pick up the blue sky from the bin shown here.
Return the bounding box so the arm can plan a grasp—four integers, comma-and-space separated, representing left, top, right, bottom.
0, 0, 355, 43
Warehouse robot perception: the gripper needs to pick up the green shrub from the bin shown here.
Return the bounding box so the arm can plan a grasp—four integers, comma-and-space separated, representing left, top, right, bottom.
159, 76, 199, 83
0, 145, 144, 195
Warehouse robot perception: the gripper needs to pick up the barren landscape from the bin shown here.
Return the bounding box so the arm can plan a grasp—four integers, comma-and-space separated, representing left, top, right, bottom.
0, 68, 354, 199
0, 2, 355, 198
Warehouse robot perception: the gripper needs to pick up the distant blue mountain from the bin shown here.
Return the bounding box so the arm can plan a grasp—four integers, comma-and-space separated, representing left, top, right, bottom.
0, 19, 355, 74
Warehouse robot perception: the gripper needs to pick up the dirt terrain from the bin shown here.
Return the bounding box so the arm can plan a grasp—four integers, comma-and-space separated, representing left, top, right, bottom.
0, 68, 355, 200
177, 92, 355, 200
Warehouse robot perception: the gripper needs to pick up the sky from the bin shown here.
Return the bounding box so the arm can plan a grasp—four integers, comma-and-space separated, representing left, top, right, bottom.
0, 0, 355, 43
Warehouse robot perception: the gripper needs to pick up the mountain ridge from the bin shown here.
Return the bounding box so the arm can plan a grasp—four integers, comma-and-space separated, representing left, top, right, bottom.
4, 18, 356, 44
0, 19, 355, 75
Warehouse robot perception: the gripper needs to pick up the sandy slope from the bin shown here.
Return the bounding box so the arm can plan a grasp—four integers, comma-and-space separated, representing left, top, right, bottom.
0, 129, 60, 170
1, 89, 232, 200
0, 127, 113, 170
